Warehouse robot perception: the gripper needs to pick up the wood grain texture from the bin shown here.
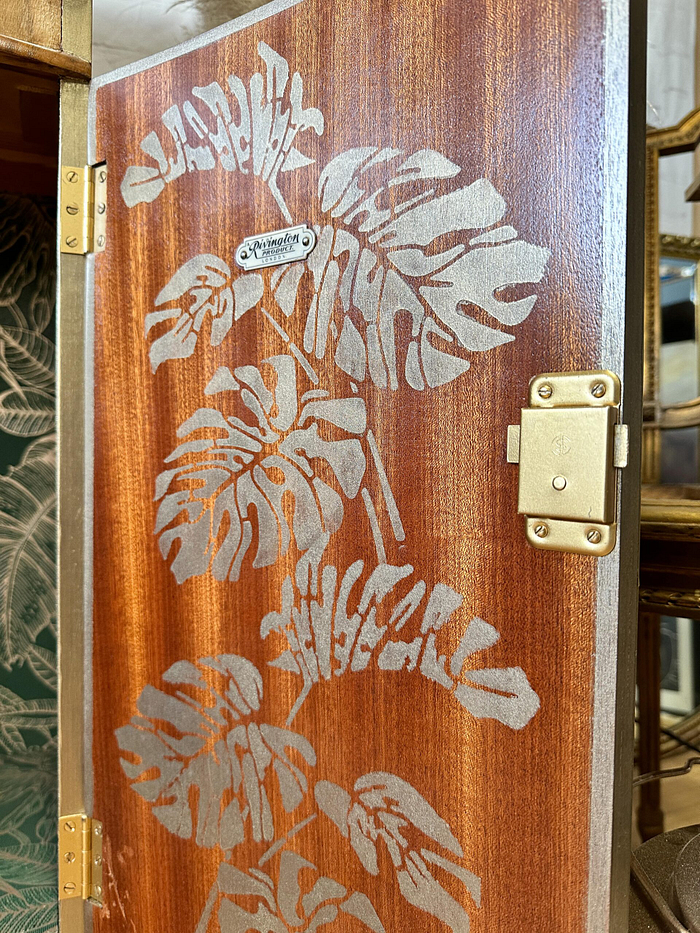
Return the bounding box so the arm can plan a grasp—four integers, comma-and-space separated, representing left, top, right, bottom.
91, 1, 624, 930
0, 0, 61, 53
0, 37, 90, 79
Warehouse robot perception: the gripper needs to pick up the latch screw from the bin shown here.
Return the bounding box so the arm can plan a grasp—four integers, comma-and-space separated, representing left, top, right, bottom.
534, 523, 549, 538
587, 529, 602, 544
538, 384, 553, 399
591, 383, 606, 399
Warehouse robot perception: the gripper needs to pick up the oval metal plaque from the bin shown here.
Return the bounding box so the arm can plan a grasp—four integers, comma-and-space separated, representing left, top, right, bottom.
235, 223, 316, 270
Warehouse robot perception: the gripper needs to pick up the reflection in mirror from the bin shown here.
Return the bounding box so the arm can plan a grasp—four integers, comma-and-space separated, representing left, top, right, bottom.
661, 616, 699, 717
659, 255, 700, 482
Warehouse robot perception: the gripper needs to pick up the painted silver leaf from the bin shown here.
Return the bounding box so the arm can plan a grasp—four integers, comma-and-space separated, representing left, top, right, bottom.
146, 253, 263, 372
263, 146, 551, 391
315, 771, 479, 932
117, 655, 316, 852
198, 854, 384, 933
154, 355, 366, 585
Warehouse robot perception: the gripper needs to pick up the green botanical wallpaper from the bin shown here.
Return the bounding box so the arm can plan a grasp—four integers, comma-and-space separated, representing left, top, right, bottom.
0, 194, 58, 932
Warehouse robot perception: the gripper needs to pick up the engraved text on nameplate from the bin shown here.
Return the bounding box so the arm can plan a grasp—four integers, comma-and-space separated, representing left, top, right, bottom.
235, 224, 316, 270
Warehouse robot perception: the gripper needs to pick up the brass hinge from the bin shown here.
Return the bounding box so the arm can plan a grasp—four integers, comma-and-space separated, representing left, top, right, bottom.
58, 813, 103, 906
507, 371, 629, 556
60, 164, 107, 255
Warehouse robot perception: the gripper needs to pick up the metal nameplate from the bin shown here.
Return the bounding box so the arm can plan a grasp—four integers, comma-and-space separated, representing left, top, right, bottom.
235, 224, 316, 270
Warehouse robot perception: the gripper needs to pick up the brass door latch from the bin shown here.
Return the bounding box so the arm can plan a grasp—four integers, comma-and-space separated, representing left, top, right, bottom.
58, 813, 103, 906
507, 371, 629, 555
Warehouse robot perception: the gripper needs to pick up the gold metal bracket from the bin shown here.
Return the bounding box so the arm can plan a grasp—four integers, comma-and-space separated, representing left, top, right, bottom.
60, 164, 107, 255
58, 813, 103, 906
507, 371, 629, 555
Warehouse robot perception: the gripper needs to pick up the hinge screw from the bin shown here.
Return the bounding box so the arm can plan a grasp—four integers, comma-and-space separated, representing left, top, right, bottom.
64, 851, 76, 863
66, 171, 78, 183
64, 820, 76, 832
591, 383, 606, 399
93, 885, 103, 898
538, 384, 553, 399
94, 824, 103, 836
65, 203, 79, 216
534, 523, 549, 538
65, 236, 78, 249
98, 170, 107, 183
63, 882, 77, 895
96, 202, 106, 214
587, 529, 602, 544
94, 854, 102, 866
97, 235, 106, 248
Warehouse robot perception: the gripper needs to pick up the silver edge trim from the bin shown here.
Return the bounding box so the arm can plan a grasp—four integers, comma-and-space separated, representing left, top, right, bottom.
588, 0, 642, 930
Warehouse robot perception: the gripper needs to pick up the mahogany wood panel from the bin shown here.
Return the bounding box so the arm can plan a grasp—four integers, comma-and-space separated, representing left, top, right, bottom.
91, 2, 619, 931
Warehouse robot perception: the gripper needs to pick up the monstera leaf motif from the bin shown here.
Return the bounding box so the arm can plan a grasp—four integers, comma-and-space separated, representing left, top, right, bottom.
263, 556, 540, 730
143, 147, 550, 394
120, 42, 324, 221
315, 772, 480, 932
264, 147, 551, 391
0, 437, 56, 670
117, 655, 316, 851
146, 255, 263, 372
154, 355, 367, 584
198, 854, 384, 933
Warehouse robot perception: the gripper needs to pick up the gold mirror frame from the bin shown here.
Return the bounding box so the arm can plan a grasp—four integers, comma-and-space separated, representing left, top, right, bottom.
646, 110, 700, 474
643, 113, 700, 755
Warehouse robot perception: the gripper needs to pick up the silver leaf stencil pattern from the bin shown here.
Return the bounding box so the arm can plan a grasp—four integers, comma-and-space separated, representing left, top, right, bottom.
146, 255, 263, 372
154, 354, 402, 585
117, 41, 553, 932
315, 773, 481, 932
121, 42, 324, 221
262, 559, 540, 729
118, 646, 486, 932
116, 655, 316, 851
197, 856, 385, 933
143, 146, 550, 390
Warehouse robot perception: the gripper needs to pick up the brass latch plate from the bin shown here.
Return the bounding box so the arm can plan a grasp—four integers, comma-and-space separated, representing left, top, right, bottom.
507, 371, 628, 555
58, 813, 103, 906
60, 165, 107, 255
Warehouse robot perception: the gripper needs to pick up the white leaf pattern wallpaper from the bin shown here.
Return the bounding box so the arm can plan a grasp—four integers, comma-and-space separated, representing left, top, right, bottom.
0, 195, 58, 933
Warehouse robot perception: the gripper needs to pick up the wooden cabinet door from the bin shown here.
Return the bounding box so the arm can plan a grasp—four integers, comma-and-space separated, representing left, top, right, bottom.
80, 1, 644, 931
